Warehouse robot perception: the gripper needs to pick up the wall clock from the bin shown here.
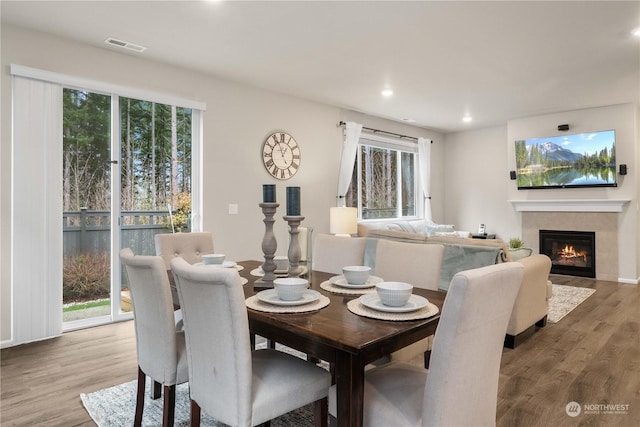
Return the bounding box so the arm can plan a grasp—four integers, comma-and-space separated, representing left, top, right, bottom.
262, 131, 300, 180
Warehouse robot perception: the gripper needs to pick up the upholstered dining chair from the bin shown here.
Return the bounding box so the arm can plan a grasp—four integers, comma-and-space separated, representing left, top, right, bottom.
312, 233, 367, 274
329, 262, 523, 426
373, 239, 445, 367
154, 232, 215, 269
119, 248, 189, 427
170, 257, 332, 427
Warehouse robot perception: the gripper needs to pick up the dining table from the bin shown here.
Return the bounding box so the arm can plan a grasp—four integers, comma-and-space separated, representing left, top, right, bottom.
233, 260, 446, 427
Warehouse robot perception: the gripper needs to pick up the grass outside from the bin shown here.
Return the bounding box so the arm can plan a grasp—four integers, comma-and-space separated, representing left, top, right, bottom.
63, 298, 110, 313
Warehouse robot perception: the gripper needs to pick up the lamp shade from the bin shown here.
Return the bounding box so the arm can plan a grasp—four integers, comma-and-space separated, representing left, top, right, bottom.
330, 207, 357, 236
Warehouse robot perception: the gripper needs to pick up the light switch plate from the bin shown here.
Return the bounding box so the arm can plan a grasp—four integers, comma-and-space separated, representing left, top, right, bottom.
228, 204, 238, 215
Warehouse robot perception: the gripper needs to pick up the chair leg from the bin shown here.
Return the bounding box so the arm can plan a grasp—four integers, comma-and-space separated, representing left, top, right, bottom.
190, 399, 201, 427
134, 367, 146, 427
163, 384, 176, 427
314, 397, 328, 427
152, 380, 162, 399
423, 350, 432, 369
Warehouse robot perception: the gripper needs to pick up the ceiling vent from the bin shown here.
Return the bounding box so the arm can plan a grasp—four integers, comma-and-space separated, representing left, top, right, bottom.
104, 38, 146, 53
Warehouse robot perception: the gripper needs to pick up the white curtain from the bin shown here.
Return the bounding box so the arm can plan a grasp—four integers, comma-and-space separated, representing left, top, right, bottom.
418, 137, 433, 221
336, 122, 362, 207
11, 75, 64, 344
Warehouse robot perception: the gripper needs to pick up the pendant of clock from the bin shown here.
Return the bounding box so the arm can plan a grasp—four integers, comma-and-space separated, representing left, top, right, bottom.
262, 131, 300, 180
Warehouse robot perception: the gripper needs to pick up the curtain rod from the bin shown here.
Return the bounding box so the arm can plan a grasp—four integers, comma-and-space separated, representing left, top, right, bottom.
337, 121, 431, 143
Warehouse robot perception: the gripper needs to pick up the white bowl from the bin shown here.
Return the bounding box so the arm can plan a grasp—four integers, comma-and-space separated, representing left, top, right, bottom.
202, 253, 225, 265
376, 282, 413, 307
342, 265, 371, 285
273, 278, 309, 301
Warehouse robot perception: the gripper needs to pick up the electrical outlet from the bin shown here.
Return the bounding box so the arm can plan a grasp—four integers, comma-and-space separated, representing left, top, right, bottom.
228, 204, 238, 215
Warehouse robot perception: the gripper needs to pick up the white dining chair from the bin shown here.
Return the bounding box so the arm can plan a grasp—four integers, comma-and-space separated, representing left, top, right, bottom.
312, 233, 367, 274
170, 257, 332, 427
374, 240, 444, 291
373, 239, 445, 366
154, 232, 215, 269
329, 262, 524, 426
119, 248, 189, 427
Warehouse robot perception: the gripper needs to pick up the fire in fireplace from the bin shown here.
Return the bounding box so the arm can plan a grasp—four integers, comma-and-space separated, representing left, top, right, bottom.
539, 230, 596, 278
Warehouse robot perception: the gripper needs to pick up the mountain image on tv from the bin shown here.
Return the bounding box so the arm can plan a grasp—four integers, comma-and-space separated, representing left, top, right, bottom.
514, 129, 616, 189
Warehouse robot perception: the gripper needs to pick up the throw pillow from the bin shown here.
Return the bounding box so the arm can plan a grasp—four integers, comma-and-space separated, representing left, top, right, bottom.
425, 223, 455, 237
387, 221, 415, 233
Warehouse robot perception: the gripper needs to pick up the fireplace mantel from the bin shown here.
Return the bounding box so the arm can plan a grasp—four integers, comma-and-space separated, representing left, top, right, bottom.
509, 199, 630, 213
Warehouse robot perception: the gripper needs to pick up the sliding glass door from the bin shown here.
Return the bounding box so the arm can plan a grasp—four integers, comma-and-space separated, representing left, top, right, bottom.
62, 91, 194, 329
62, 89, 113, 326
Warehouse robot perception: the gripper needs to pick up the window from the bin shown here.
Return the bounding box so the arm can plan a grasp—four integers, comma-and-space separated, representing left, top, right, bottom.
345, 134, 419, 220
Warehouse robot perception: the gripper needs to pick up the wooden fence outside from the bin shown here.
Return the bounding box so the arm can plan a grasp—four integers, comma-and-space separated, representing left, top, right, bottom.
63, 208, 172, 257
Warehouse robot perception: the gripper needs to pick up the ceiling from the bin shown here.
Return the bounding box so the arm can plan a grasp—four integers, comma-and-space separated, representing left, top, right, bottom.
3, 1, 639, 133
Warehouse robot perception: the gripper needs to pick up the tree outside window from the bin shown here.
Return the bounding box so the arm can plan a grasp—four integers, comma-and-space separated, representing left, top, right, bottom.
346, 142, 417, 220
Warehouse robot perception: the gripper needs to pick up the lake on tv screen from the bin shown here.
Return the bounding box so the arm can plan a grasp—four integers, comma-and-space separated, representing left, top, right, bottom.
517, 166, 616, 188
515, 130, 616, 188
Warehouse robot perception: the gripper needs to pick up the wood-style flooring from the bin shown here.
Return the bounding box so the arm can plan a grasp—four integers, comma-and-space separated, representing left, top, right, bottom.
1, 275, 638, 426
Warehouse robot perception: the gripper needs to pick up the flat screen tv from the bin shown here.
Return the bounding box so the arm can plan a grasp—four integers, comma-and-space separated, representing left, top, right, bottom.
514, 129, 616, 189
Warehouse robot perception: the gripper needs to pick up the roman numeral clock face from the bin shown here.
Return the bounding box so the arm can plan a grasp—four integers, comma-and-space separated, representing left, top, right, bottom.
262, 132, 300, 180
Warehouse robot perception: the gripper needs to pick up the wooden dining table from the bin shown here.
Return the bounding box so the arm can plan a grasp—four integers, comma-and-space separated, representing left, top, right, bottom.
234, 260, 446, 427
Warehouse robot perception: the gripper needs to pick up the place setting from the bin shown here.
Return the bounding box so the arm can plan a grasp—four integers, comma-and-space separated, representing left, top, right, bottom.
246, 277, 330, 313
195, 253, 248, 285
347, 281, 439, 321
320, 265, 381, 296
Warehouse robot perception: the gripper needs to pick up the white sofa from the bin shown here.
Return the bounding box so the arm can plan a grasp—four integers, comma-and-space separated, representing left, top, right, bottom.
358, 219, 511, 290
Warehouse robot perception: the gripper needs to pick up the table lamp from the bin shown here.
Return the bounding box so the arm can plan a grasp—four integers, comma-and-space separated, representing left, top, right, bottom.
330, 207, 357, 237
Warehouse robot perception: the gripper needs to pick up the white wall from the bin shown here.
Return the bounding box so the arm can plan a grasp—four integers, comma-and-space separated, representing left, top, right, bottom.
443, 125, 519, 238
0, 25, 443, 343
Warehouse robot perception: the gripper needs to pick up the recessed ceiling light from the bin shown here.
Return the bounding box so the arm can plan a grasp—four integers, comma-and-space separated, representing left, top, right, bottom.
381, 89, 393, 97
633, 28, 640, 37
401, 118, 415, 123
462, 115, 473, 123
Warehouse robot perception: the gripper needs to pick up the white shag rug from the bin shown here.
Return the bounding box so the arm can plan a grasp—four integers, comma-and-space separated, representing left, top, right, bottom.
547, 284, 596, 323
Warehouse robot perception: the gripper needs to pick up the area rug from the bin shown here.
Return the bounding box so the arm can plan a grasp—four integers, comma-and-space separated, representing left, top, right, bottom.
547, 284, 596, 323
81, 378, 313, 427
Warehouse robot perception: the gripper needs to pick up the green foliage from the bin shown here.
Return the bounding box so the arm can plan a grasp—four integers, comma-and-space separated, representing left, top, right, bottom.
170, 192, 192, 231
63, 299, 110, 313
509, 237, 524, 249
63, 253, 110, 302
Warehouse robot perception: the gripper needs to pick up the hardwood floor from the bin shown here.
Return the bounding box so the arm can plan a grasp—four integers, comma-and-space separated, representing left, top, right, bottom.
1, 275, 638, 426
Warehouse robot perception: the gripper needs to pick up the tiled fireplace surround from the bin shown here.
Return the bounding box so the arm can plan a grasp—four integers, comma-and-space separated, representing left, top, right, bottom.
521, 211, 618, 282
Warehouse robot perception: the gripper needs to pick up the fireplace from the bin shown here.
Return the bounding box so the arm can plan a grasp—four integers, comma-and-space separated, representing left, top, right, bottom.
539, 230, 596, 278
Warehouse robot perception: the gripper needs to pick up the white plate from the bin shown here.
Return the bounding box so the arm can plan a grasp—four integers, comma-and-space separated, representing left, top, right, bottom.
329, 275, 383, 289
359, 293, 429, 313
256, 289, 320, 306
